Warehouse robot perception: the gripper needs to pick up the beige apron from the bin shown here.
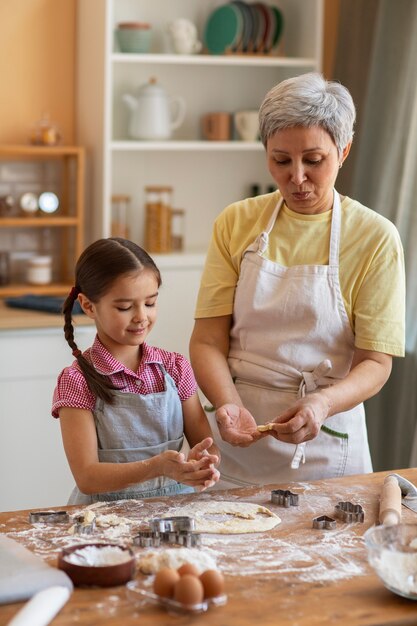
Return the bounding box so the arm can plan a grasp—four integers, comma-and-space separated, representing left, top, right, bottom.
209, 190, 373, 488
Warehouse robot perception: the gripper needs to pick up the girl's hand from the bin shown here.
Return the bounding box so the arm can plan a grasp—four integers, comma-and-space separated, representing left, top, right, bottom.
266, 392, 330, 444
187, 437, 219, 466
215, 404, 259, 447
160, 449, 220, 490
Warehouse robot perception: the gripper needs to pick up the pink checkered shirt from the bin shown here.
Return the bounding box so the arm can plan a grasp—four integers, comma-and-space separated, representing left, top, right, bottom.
52, 335, 197, 417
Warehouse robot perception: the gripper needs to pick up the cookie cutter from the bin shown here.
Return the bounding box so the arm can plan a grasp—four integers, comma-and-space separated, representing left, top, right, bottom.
133, 517, 201, 549
133, 530, 161, 548
173, 530, 202, 548
29, 510, 70, 524
312, 515, 337, 530
73, 514, 96, 536
271, 489, 299, 507
150, 516, 195, 533
334, 501, 365, 523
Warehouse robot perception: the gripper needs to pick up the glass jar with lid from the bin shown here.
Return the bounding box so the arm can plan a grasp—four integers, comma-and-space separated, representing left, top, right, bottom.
111, 194, 131, 238
27, 255, 53, 285
144, 186, 172, 253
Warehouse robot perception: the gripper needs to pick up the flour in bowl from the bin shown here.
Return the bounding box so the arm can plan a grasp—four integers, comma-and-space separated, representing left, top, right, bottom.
64, 545, 132, 566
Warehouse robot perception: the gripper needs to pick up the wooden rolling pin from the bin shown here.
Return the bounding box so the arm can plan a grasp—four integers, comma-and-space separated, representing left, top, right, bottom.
379, 474, 402, 526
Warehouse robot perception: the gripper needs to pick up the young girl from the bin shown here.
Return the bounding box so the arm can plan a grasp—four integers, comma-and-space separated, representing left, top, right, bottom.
52, 238, 220, 504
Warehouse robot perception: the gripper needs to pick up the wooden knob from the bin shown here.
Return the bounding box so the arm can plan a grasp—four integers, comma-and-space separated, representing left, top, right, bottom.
379, 475, 402, 526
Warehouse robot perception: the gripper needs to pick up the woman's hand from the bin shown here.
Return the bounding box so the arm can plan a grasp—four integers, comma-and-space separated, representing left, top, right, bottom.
160, 447, 220, 490
266, 392, 330, 444
215, 404, 259, 447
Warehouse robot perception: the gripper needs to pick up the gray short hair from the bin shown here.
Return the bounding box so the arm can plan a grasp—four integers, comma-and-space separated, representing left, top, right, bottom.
259, 72, 356, 155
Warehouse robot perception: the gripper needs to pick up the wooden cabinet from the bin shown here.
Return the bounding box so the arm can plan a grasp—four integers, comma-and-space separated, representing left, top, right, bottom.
76, 0, 323, 355
0, 145, 85, 298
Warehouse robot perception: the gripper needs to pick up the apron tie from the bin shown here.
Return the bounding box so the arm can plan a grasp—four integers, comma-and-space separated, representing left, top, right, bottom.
258, 232, 268, 255
292, 359, 333, 469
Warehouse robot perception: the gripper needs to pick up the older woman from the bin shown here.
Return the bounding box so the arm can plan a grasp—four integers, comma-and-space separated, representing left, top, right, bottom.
190, 73, 405, 488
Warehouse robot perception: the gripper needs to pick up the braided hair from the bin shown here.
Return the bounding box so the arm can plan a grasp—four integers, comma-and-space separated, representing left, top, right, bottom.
62, 238, 161, 403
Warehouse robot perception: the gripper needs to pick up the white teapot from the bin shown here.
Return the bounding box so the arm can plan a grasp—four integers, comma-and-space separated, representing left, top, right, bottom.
122, 77, 186, 140
167, 18, 202, 55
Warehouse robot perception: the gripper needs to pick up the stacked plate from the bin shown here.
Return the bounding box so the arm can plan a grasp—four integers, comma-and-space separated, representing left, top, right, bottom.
204, 1, 283, 55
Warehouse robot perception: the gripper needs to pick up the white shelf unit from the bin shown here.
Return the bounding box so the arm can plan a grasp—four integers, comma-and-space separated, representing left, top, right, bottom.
76, 0, 323, 355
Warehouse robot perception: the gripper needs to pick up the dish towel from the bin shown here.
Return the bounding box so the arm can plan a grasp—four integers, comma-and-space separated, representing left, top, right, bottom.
0, 535, 73, 605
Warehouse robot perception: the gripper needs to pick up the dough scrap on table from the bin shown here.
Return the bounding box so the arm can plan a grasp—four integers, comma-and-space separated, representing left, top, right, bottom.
165, 501, 281, 534
257, 423, 274, 432
138, 547, 217, 574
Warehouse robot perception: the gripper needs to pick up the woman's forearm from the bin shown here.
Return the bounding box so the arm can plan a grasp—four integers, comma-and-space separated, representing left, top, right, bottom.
319, 349, 392, 418
190, 316, 241, 409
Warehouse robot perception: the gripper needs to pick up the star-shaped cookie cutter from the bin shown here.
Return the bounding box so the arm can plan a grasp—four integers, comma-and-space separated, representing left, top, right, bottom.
271, 489, 299, 507
312, 515, 337, 530
334, 501, 365, 523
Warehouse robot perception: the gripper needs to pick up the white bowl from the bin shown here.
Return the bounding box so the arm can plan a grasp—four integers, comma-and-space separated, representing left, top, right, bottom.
364, 524, 417, 600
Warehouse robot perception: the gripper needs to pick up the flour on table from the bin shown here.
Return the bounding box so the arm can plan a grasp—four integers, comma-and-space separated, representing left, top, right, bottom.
165, 501, 281, 534
138, 547, 217, 574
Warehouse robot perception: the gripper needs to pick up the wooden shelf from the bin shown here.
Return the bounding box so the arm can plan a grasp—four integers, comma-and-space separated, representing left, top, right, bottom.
0, 217, 80, 227
0, 283, 73, 297
0, 145, 85, 296
0, 144, 83, 158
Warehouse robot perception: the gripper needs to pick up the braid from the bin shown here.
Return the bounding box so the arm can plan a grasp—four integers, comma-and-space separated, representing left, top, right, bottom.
62, 285, 118, 404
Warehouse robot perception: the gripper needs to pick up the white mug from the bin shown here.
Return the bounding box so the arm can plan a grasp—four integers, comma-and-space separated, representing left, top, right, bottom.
234, 110, 259, 142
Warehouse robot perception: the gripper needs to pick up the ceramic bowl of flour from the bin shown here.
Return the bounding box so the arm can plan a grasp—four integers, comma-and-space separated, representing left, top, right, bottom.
58, 542, 136, 587
364, 524, 417, 599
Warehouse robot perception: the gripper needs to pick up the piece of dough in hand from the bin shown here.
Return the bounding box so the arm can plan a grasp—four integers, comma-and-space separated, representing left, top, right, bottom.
257, 423, 274, 432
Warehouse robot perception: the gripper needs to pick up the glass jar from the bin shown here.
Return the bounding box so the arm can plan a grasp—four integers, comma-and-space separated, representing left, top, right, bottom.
111, 194, 130, 238
170, 208, 185, 251
0, 251, 10, 285
27, 255, 52, 285
144, 186, 172, 253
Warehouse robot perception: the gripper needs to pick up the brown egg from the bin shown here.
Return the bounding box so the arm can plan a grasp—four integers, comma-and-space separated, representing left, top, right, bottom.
153, 567, 180, 598
173, 574, 205, 606
177, 562, 200, 577
200, 569, 225, 598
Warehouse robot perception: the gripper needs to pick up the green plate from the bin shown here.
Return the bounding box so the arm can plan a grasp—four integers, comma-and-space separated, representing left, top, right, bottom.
271, 6, 284, 49
204, 4, 243, 55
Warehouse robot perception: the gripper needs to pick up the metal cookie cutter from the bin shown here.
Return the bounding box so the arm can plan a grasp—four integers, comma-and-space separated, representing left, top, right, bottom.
73, 514, 96, 536
271, 489, 299, 507
312, 515, 337, 530
150, 516, 195, 533
172, 530, 201, 548
29, 510, 70, 524
334, 501, 365, 523
133, 529, 161, 548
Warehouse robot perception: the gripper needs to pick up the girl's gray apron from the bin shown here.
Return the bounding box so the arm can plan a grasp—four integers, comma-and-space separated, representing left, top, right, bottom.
208, 190, 372, 488
68, 363, 194, 504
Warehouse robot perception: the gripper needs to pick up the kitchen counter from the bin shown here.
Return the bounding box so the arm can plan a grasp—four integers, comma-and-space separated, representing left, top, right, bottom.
1, 468, 417, 625
0, 299, 93, 330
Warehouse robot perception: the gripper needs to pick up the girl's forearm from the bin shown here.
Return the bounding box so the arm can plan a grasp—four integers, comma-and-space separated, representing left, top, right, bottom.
73, 456, 159, 495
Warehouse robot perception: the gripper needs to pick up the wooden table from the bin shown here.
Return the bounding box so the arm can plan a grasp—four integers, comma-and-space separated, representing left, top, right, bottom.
2, 469, 417, 625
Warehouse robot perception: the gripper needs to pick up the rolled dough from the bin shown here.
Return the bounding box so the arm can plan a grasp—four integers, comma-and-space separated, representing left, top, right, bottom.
165, 501, 281, 534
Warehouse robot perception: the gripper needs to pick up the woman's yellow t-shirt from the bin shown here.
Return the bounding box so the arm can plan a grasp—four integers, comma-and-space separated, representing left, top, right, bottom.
195, 192, 405, 357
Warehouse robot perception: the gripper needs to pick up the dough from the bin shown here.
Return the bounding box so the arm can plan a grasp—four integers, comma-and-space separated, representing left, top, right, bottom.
165, 501, 281, 534
257, 423, 274, 432
138, 547, 217, 574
